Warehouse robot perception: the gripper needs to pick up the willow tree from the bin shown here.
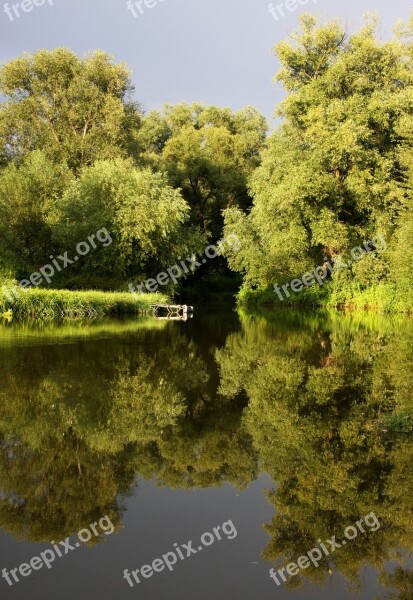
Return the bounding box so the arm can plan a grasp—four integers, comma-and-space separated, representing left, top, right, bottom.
223, 15, 413, 305
50, 157, 205, 286
0, 48, 141, 171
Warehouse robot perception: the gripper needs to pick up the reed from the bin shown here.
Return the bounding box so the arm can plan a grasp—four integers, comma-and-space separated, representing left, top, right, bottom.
0, 288, 168, 320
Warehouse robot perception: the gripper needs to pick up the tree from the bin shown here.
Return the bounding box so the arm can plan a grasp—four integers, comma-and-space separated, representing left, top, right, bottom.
389, 110, 413, 307
51, 157, 205, 287
0, 48, 141, 172
0, 150, 72, 276
137, 103, 268, 238
222, 15, 413, 305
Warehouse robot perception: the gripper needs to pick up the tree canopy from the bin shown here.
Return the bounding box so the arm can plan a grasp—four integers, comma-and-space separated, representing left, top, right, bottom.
223, 15, 413, 311
0, 49, 267, 290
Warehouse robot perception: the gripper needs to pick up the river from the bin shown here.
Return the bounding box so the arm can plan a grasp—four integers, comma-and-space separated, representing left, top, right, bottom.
0, 309, 412, 599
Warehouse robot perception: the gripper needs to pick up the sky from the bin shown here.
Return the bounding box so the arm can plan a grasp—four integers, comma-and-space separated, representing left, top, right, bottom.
0, 0, 412, 125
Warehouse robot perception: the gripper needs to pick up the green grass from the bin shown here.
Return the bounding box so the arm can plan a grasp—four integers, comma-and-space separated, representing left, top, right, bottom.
237, 282, 413, 314
326, 283, 413, 314
236, 282, 329, 310
0, 288, 168, 320
381, 412, 413, 435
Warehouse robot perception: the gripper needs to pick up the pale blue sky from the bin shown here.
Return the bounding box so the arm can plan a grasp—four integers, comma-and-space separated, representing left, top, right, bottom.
0, 0, 412, 123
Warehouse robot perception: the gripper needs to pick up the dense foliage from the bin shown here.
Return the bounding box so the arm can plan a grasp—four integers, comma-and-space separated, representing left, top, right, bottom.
0, 49, 266, 293
223, 15, 413, 312
1, 14, 412, 311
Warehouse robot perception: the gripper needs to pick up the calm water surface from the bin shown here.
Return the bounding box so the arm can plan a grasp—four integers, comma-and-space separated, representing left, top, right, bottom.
0, 310, 412, 599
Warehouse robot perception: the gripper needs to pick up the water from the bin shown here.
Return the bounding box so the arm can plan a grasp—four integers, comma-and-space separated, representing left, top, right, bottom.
0, 310, 412, 599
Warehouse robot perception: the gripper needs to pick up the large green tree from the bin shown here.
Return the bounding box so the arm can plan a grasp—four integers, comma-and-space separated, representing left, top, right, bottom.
137, 103, 268, 238
51, 157, 205, 287
223, 15, 413, 308
0, 48, 141, 171
0, 150, 72, 276
0, 51, 266, 289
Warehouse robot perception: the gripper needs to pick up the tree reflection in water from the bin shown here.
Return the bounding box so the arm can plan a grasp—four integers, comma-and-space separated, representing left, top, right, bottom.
0, 312, 412, 597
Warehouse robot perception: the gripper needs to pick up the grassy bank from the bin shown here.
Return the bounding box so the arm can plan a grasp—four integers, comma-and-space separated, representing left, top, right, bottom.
0, 288, 168, 320
325, 283, 413, 314
237, 283, 413, 314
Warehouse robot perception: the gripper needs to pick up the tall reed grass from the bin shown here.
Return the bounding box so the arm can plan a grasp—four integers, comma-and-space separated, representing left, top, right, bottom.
0, 288, 168, 319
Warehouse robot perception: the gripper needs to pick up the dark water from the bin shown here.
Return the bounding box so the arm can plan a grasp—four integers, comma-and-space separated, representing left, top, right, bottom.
0, 310, 412, 599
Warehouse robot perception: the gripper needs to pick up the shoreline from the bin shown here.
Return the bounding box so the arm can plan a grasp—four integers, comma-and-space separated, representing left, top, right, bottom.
0, 288, 168, 320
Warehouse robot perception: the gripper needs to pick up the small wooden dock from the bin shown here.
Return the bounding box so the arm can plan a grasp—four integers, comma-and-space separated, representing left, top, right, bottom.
151, 304, 194, 319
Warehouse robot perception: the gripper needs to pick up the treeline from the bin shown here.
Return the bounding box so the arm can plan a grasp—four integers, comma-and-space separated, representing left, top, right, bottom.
222, 14, 413, 312
0, 49, 267, 292
1, 14, 413, 310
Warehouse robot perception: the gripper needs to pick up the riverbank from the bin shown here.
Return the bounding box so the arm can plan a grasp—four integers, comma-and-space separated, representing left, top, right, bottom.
237, 283, 413, 315
0, 288, 168, 320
